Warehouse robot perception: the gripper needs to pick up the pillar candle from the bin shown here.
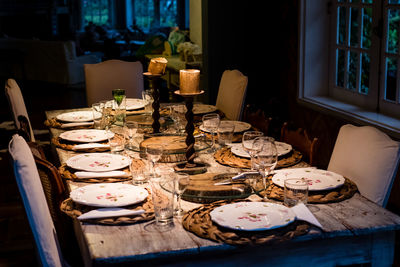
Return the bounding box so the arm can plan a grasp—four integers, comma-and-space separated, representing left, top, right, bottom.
179, 69, 200, 94
148, 57, 168, 75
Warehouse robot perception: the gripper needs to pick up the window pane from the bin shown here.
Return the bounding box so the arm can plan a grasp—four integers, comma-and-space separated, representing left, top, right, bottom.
363, 0, 373, 3
338, 6, 347, 45
361, 53, 370, 94
348, 51, 358, 90
350, 7, 360, 47
362, 8, 372, 49
83, 0, 109, 25
388, 9, 400, 54
337, 49, 345, 87
386, 57, 397, 101
389, 0, 400, 4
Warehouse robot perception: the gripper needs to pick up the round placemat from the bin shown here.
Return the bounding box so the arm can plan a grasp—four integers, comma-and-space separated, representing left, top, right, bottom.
265, 177, 358, 204
59, 158, 145, 183
44, 118, 94, 129
60, 190, 154, 225
214, 147, 303, 169
182, 199, 310, 246
52, 137, 110, 152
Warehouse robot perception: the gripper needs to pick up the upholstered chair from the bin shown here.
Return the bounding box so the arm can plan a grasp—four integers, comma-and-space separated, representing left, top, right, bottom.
215, 70, 248, 121
84, 59, 144, 106
328, 124, 400, 207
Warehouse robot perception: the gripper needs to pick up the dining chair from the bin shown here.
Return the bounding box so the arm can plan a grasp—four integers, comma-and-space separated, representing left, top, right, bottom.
8, 134, 64, 266
5, 79, 35, 142
84, 59, 144, 106
328, 124, 400, 207
280, 122, 319, 166
242, 104, 272, 136
215, 69, 248, 121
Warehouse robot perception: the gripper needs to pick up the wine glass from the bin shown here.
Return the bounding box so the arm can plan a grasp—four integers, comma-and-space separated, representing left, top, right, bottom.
242, 131, 264, 169
145, 144, 163, 176
253, 137, 278, 201
202, 113, 220, 152
124, 121, 138, 149
173, 172, 190, 217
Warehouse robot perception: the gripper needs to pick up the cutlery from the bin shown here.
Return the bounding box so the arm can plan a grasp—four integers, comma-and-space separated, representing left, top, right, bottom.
214, 171, 260, 186
78, 208, 145, 220
61, 122, 94, 128
72, 143, 110, 151
74, 170, 129, 179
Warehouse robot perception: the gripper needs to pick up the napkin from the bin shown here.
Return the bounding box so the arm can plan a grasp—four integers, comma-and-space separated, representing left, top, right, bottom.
291, 202, 323, 229
78, 208, 145, 220
72, 143, 110, 151
74, 171, 129, 179
61, 122, 94, 128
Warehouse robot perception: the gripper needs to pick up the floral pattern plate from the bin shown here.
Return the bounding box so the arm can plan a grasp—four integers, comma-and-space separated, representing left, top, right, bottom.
66, 153, 131, 172
210, 202, 296, 231
70, 183, 148, 207
229, 141, 293, 158
200, 120, 252, 133
59, 129, 113, 143
56, 111, 101, 122
272, 168, 345, 191
173, 104, 217, 115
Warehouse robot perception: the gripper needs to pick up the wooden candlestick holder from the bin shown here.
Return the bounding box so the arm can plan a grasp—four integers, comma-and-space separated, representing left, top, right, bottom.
143, 72, 162, 133
173, 90, 207, 174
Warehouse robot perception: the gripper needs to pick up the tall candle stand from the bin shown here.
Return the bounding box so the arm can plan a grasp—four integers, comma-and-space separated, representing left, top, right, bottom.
143, 72, 162, 133
174, 90, 207, 174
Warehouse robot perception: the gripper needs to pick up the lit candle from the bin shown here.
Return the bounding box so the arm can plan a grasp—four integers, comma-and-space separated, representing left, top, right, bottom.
148, 57, 168, 75
179, 69, 200, 94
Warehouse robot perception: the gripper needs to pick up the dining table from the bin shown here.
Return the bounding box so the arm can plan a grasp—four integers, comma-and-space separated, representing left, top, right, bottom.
45, 106, 400, 267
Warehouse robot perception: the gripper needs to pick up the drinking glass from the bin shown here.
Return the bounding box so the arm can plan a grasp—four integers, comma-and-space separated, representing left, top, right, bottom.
112, 89, 126, 126
169, 104, 186, 133
284, 178, 309, 207
92, 102, 103, 129
124, 121, 138, 149
242, 131, 264, 169
102, 100, 114, 128
145, 144, 163, 176
202, 113, 220, 152
217, 124, 235, 146
149, 175, 175, 228
107, 125, 125, 154
173, 172, 190, 217
253, 137, 278, 201
142, 90, 154, 114
130, 165, 149, 185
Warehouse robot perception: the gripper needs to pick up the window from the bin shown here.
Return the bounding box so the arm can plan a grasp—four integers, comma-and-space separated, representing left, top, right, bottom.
82, 0, 112, 26
299, 0, 400, 137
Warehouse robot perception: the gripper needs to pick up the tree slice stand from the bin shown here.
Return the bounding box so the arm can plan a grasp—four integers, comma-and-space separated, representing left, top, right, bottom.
143, 72, 162, 133
173, 90, 207, 175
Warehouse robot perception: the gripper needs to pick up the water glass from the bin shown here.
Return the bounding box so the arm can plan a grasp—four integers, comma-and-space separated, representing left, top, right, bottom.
130, 165, 149, 185
173, 172, 190, 217
102, 100, 114, 128
150, 175, 175, 227
242, 131, 264, 169
124, 121, 138, 149
107, 125, 125, 154
92, 102, 103, 129
202, 113, 220, 152
142, 90, 154, 114
284, 178, 309, 207
217, 124, 235, 145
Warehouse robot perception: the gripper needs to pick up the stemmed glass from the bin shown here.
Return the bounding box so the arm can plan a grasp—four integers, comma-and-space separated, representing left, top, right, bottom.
112, 89, 126, 126
145, 144, 163, 177
253, 137, 278, 201
173, 172, 190, 217
242, 131, 264, 169
124, 121, 138, 149
202, 113, 220, 152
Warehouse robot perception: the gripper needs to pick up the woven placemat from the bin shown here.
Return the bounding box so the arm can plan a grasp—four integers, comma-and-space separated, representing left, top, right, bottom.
182, 199, 310, 246
44, 118, 94, 129
60, 191, 154, 225
52, 137, 110, 152
265, 177, 358, 204
214, 147, 303, 169
59, 158, 145, 183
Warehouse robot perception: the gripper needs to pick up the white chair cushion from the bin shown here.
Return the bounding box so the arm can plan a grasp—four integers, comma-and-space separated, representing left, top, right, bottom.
5, 79, 35, 141
215, 70, 248, 121
8, 134, 63, 267
328, 124, 400, 206
84, 60, 144, 106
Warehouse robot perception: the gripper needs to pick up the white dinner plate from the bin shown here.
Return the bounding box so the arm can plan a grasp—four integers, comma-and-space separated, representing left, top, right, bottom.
173, 104, 217, 115
272, 168, 345, 191
125, 98, 146, 111
56, 111, 101, 122
229, 141, 293, 158
59, 129, 113, 143
200, 120, 251, 133
70, 183, 148, 207
210, 202, 296, 231
66, 153, 131, 172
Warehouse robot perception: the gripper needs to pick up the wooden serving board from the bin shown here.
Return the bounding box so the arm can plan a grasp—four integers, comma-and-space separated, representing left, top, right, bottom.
181, 173, 253, 203
139, 135, 187, 162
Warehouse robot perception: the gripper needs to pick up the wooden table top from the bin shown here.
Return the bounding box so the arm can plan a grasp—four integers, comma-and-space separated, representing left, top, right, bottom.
45, 108, 400, 267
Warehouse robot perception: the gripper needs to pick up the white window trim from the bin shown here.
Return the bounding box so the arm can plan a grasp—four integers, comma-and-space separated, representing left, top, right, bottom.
298, 0, 400, 139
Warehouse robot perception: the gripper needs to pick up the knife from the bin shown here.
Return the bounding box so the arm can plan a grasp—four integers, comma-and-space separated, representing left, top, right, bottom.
214, 171, 260, 186
78, 208, 145, 220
